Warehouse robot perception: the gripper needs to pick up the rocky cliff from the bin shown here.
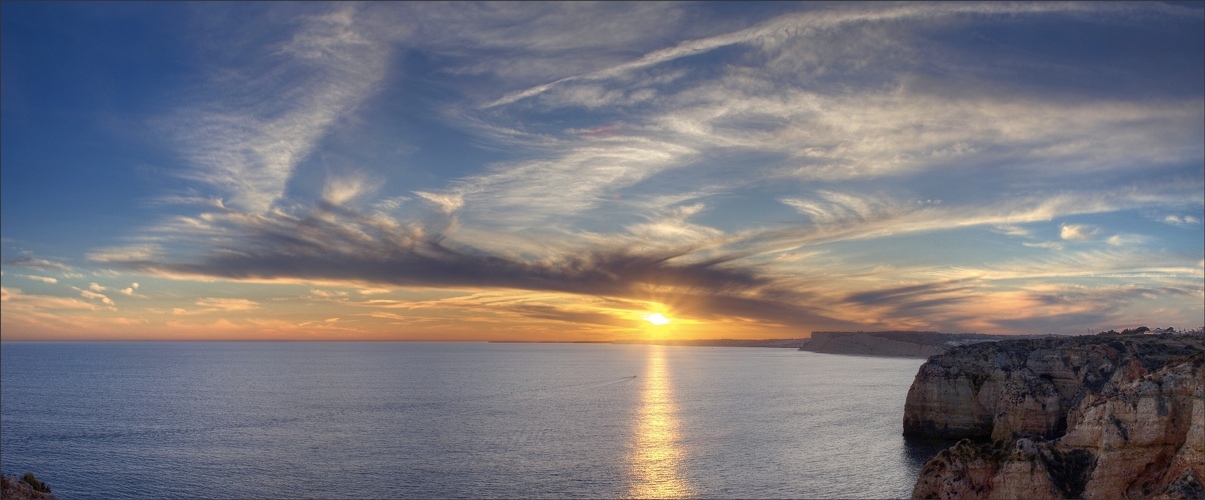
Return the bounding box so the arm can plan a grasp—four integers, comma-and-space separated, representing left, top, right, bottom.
1, 475, 56, 500
906, 334, 1205, 499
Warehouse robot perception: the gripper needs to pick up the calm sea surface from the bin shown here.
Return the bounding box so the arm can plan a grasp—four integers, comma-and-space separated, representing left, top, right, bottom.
1, 342, 942, 499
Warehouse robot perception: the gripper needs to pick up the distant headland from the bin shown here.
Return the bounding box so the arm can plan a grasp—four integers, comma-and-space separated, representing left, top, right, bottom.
616, 331, 1018, 359
495, 331, 1035, 358
798, 331, 1016, 358
492, 328, 1204, 364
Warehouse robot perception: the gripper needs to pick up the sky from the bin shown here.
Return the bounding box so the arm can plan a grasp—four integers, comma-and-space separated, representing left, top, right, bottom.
1, 2, 1202, 341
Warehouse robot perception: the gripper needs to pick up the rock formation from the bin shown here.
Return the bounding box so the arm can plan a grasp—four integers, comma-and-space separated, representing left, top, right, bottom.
1, 474, 56, 500
906, 334, 1205, 499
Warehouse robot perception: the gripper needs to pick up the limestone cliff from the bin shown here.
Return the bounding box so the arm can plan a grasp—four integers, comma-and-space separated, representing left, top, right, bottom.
903, 334, 1203, 441
907, 335, 1205, 499
1, 475, 56, 500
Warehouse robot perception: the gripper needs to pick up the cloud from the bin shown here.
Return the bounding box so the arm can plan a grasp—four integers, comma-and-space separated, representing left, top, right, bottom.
1023, 241, 1065, 251
77, 289, 116, 308
621, 203, 724, 249
322, 173, 375, 207
87, 246, 163, 263
1106, 234, 1146, 247
992, 225, 1032, 237
1162, 215, 1202, 227
444, 137, 699, 231
72, 2, 1205, 336
757, 189, 1189, 254
983, 283, 1203, 333
88, 282, 146, 299
93, 171, 1204, 333
1060, 224, 1101, 242
164, 228, 764, 298
366, 291, 646, 327
92, 198, 878, 330
483, 2, 1112, 108
170, 4, 393, 213
431, 5, 1203, 241
413, 191, 465, 214
832, 275, 1204, 335
4, 255, 73, 271
367, 311, 408, 321
0, 287, 137, 338
309, 289, 349, 299
780, 191, 913, 227
172, 297, 261, 315
198, 298, 259, 310
15, 274, 58, 284
843, 279, 977, 321
447, 4, 1202, 239
1, 287, 99, 311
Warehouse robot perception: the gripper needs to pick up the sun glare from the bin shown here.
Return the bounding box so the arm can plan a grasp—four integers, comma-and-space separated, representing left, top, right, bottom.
643, 313, 671, 326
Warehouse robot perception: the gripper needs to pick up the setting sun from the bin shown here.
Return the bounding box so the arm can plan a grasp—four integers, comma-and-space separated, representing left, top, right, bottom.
643, 313, 671, 326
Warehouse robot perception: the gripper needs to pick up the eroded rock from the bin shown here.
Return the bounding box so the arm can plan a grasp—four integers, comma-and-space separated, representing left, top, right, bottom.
907, 335, 1204, 499
0, 475, 56, 500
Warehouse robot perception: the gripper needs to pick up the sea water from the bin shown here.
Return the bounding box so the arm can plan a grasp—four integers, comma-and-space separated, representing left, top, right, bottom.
1, 342, 940, 499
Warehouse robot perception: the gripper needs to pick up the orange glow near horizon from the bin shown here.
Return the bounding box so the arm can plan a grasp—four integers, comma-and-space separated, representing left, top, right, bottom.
9, 277, 1176, 342
0, 291, 803, 342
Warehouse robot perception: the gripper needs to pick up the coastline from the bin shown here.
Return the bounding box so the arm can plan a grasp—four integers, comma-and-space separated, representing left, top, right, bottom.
623, 331, 1020, 359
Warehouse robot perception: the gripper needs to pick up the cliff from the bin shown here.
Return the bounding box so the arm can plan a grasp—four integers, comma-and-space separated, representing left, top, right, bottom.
1, 475, 56, 500
906, 334, 1205, 499
800, 331, 1010, 359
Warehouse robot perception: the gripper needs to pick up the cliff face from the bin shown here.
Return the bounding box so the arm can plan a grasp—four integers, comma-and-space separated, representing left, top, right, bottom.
903, 335, 1202, 441
1, 476, 56, 500
1061, 353, 1204, 499
907, 335, 1205, 499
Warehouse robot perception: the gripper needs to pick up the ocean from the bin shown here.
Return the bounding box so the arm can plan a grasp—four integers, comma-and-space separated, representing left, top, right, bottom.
0, 342, 942, 499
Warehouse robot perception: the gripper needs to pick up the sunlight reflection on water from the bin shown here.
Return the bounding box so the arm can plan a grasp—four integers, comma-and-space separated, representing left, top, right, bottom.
628, 345, 694, 498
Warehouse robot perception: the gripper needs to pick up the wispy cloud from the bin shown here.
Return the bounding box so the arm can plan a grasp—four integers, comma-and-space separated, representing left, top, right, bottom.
310, 289, 348, 298
61, 2, 1205, 337
413, 191, 465, 214
172, 297, 261, 315
483, 2, 1124, 108
780, 191, 913, 227
992, 225, 1032, 238
4, 255, 73, 271
1162, 215, 1202, 227
1106, 234, 1146, 247
1060, 224, 1101, 242
73, 286, 116, 308
323, 173, 376, 207
2, 287, 99, 311
15, 274, 58, 284
171, 5, 392, 213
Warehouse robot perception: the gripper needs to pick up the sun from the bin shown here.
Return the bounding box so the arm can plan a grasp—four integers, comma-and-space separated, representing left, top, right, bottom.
643, 313, 671, 326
